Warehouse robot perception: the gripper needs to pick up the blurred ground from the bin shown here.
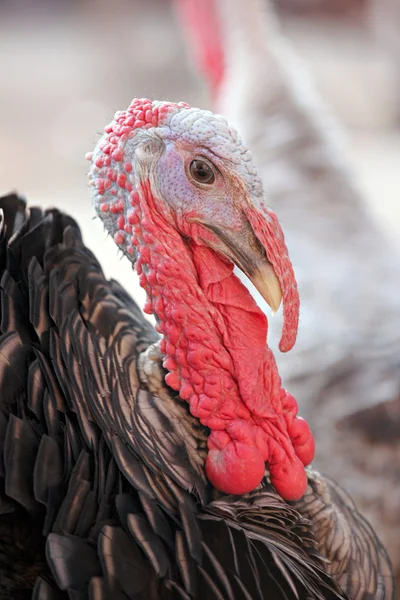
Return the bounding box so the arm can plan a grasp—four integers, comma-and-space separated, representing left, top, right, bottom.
0, 0, 399, 306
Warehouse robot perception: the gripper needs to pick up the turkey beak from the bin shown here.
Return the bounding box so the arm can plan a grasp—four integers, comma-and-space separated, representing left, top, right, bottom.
199, 195, 299, 352
249, 262, 282, 314
205, 221, 282, 314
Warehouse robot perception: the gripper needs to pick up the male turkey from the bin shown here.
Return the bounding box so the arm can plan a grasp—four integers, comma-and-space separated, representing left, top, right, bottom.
174, 0, 400, 585
0, 99, 394, 599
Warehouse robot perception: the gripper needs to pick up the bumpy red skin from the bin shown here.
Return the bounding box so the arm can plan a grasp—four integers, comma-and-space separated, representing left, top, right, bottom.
89, 99, 315, 500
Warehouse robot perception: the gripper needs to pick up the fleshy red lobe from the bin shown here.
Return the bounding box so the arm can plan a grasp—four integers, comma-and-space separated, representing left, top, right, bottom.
133, 182, 314, 500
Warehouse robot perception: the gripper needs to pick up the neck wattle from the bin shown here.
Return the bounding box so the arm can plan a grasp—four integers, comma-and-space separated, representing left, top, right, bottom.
133, 181, 314, 500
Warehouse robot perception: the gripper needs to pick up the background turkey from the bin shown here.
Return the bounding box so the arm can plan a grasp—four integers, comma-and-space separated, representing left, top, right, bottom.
0, 98, 394, 598
174, 0, 400, 587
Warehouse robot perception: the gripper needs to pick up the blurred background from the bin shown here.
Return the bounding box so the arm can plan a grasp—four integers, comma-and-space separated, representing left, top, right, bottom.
0, 0, 399, 305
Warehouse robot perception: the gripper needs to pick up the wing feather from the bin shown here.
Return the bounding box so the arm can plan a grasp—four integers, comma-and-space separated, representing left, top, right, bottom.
294, 470, 395, 600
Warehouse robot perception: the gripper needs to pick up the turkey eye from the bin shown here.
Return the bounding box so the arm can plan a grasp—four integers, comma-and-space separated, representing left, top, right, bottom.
189, 159, 215, 185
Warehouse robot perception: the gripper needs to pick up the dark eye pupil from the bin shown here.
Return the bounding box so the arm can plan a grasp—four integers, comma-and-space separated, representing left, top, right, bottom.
190, 160, 215, 184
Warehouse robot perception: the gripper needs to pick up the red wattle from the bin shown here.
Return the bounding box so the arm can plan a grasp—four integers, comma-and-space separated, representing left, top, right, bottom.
269, 456, 308, 501
289, 417, 315, 466
205, 438, 265, 495
123, 178, 314, 502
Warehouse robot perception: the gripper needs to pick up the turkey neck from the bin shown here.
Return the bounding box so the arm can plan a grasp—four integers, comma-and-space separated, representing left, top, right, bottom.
135, 179, 280, 420
131, 180, 313, 499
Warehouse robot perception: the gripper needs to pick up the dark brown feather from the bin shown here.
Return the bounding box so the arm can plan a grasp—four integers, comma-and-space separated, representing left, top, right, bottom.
0, 194, 394, 599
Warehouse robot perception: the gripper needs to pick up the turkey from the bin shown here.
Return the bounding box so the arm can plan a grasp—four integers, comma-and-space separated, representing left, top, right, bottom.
0, 99, 394, 599
174, 0, 400, 586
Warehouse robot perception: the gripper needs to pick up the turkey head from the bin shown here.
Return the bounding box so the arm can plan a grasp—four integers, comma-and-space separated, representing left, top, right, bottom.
87, 99, 314, 500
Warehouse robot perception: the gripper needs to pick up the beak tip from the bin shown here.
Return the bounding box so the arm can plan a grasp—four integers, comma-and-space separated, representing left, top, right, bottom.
251, 265, 283, 316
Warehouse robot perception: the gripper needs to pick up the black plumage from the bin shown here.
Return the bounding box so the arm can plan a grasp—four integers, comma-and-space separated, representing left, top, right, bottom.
0, 193, 394, 599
